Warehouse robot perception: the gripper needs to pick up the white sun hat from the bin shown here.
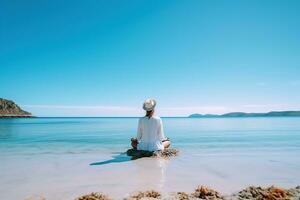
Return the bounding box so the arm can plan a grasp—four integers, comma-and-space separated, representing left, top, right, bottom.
143, 98, 157, 111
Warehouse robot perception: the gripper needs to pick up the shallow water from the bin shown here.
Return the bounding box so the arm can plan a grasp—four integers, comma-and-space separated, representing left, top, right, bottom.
0, 117, 300, 199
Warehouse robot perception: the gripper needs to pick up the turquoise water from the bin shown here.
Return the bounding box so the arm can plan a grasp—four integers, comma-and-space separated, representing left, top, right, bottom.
1, 117, 300, 154
0, 117, 300, 199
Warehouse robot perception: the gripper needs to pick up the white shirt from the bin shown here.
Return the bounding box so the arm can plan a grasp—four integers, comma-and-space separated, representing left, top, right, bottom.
136, 116, 166, 151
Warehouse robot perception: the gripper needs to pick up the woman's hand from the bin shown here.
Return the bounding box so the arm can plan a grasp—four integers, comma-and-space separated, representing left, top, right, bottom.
131, 138, 138, 149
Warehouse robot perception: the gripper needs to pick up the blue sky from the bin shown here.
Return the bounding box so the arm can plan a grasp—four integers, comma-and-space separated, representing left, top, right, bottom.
1, 0, 300, 116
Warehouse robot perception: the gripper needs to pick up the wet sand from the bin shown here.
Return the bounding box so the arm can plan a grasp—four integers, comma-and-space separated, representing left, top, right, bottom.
1, 149, 300, 200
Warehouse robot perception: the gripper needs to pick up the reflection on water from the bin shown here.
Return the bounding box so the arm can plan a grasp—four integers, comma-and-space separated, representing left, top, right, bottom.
134, 158, 169, 190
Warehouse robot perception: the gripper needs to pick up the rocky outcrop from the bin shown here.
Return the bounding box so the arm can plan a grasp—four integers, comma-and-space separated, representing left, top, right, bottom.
0, 98, 33, 118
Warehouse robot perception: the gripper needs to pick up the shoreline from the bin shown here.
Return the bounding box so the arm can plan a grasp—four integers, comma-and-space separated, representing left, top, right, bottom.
0, 115, 35, 118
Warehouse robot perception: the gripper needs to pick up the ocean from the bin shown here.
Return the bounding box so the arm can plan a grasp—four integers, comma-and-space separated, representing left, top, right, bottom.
0, 117, 300, 199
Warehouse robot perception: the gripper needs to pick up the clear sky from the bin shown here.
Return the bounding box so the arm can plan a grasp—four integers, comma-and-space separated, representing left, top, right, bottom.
1, 0, 300, 116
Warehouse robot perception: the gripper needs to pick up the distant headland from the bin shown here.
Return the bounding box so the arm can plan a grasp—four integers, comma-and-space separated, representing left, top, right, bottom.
189, 111, 300, 118
0, 98, 33, 118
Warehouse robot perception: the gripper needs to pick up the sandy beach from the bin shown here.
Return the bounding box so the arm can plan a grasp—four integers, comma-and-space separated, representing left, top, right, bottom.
11, 152, 300, 200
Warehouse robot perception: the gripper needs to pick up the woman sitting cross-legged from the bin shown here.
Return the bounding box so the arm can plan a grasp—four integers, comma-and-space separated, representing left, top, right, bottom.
131, 99, 170, 152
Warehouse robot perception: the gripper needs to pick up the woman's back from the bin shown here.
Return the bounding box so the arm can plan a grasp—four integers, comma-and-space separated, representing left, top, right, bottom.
137, 116, 166, 151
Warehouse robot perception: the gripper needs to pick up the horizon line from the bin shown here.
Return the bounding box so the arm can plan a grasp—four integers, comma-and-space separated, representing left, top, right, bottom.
29, 109, 300, 117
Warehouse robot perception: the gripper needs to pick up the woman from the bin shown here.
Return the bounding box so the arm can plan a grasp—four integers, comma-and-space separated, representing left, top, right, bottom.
131, 99, 171, 151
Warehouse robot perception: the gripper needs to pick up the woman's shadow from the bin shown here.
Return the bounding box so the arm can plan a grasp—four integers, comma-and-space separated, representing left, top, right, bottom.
90, 149, 154, 166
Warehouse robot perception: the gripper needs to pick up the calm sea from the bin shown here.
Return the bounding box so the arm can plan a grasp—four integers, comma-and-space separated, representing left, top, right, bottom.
0, 117, 300, 199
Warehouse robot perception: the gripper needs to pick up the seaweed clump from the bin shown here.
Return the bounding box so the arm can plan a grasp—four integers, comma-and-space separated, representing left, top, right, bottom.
236, 186, 292, 200
24, 185, 300, 200
191, 186, 224, 200
170, 192, 190, 200
125, 190, 162, 200
153, 149, 179, 158
76, 192, 112, 200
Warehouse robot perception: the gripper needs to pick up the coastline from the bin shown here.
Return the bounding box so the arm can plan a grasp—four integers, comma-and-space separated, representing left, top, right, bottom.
0, 115, 35, 118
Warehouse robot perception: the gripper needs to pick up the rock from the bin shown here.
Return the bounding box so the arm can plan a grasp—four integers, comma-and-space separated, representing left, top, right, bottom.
125, 190, 162, 200
126, 148, 179, 159
75, 192, 112, 200
0, 98, 33, 118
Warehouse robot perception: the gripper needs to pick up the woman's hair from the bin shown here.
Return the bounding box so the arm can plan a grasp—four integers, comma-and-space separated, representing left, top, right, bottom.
146, 110, 154, 118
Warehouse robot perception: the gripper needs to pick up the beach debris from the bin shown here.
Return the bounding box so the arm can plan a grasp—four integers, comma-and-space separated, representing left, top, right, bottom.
169, 192, 190, 200
126, 148, 179, 160
125, 190, 162, 200
288, 186, 300, 200
153, 149, 179, 158
235, 186, 292, 200
25, 185, 300, 200
75, 192, 112, 200
191, 186, 224, 200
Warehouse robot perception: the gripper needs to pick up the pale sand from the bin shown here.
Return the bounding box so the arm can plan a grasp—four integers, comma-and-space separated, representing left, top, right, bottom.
0, 148, 300, 200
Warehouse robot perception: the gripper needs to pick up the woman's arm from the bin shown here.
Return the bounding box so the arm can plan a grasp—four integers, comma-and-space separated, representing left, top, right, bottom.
137, 118, 142, 140
158, 118, 166, 141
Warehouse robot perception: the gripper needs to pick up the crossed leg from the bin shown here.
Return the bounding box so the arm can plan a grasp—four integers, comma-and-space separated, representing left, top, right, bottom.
131, 138, 171, 149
